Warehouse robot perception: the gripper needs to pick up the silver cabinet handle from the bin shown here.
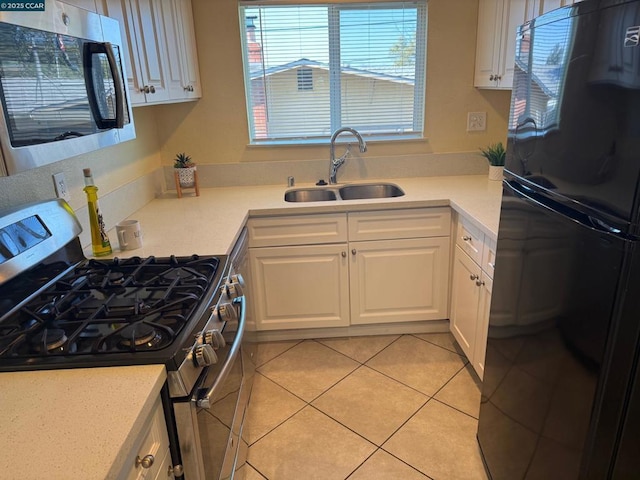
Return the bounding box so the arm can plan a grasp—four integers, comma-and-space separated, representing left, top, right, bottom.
136, 454, 154, 469
149, 85, 156, 94
462, 235, 472, 242
341, 251, 346, 258
476, 279, 485, 287
140, 85, 149, 93
469, 274, 479, 281
488, 262, 495, 269
351, 248, 357, 255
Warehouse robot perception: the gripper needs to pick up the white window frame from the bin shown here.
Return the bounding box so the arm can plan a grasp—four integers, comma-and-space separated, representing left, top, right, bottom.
239, 1, 427, 145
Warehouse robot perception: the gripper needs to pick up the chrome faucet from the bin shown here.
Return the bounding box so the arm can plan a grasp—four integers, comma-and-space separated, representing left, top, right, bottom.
329, 127, 367, 184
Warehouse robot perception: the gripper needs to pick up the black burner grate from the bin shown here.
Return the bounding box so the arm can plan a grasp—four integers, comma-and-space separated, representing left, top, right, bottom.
0, 255, 220, 358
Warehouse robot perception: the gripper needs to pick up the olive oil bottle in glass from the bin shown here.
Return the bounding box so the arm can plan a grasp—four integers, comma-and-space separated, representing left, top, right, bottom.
83, 168, 112, 256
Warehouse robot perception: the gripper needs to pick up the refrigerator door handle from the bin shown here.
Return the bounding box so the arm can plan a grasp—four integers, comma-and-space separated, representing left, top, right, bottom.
506, 180, 633, 241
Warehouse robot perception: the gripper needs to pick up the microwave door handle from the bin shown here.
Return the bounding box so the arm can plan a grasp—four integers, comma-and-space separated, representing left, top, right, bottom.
83, 42, 125, 129
196, 296, 246, 409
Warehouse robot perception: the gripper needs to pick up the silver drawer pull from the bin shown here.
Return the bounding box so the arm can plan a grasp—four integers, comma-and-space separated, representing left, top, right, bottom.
470, 274, 479, 281
488, 262, 495, 269
136, 454, 154, 469
462, 235, 472, 241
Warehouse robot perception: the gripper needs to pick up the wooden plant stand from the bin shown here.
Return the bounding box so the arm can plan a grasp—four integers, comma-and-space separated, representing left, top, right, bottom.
174, 170, 200, 198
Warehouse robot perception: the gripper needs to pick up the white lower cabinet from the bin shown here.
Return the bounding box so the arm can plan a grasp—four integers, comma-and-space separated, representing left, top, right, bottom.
248, 208, 450, 331
122, 397, 173, 480
250, 243, 350, 330
449, 214, 495, 379
350, 237, 450, 325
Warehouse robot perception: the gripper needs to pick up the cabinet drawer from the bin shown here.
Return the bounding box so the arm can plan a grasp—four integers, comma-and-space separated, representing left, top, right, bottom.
248, 214, 348, 247
126, 398, 169, 480
456, 215, 485, 265
482, 235, 497, 279
348, 207, 450, 241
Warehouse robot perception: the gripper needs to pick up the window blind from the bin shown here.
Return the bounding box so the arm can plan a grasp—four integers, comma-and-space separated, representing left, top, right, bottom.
239, 1, 427, 143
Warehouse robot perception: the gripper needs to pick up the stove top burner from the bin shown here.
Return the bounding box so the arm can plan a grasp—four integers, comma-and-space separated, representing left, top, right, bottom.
30, 328, 69, 353
118, 323, 162, 349
0, 254, 222, 364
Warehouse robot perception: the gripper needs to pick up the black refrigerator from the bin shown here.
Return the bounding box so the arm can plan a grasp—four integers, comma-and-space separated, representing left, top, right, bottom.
477, 1, 640, 479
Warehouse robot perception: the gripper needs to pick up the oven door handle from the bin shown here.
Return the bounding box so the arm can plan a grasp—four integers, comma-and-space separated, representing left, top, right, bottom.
196, 296, 245, 409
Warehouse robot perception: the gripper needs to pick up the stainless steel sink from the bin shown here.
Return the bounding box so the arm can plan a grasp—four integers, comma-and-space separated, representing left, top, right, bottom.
284, 188, 337, 202
284, 182, 405, 202
338, 183, 404, 200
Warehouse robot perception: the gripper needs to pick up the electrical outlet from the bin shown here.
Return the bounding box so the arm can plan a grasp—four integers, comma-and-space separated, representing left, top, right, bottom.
467, 112, 487, 132
52, 172, 71, 203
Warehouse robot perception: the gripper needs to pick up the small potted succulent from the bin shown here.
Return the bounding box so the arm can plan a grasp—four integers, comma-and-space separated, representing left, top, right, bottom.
174, 152, 196, 188
480, 142, 506, 181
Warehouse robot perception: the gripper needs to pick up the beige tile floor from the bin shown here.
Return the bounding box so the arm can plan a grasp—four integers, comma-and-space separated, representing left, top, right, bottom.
242, 333, 489, 480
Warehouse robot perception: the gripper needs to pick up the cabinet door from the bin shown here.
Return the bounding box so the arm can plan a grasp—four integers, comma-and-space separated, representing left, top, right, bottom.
498, 0, 529, 89
250, 244, 349, 330
124, 398, 170, 480
473, 273, 492, 380
103, 0, 146, 104
129, 0, 171, 102
350, 237, 450, 325
474, 0, 503, 87
475, 0, 534, 89
161, 0, 201, 101
450, 246, 481, 361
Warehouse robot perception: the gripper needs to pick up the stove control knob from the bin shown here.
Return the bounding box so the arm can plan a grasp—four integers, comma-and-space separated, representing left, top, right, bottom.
217, 302, 238, 322
230, 273, 245, 286
194, 344, 218, 367
204, 329, 226, 349
224, 281, 244, 299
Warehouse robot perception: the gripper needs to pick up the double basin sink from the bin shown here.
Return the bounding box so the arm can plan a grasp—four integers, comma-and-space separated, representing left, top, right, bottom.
285, 182, 405, 202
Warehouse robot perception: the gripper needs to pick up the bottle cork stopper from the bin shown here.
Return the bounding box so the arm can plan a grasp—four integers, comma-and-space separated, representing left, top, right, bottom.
83, 168, 91, 177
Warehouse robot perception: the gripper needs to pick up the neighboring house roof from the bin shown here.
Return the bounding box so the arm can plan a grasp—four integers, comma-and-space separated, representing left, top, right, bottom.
250, 58, 414, 85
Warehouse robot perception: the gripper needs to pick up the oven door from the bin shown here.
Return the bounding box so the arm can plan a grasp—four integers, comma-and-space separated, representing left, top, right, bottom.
173, 297, 252, 480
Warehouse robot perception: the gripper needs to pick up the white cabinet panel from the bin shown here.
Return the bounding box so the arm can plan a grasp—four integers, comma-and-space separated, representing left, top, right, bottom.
250, 244, 350, 330
248, 214, 348, 248
103, 0, 201, 105
450, 246, 482, 360
475, 0, 535, 89
249, 208, 450, 330
350, 237, 450, 325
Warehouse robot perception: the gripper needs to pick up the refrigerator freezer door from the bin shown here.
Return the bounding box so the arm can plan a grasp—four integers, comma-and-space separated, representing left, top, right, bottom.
506, 1, 640, 233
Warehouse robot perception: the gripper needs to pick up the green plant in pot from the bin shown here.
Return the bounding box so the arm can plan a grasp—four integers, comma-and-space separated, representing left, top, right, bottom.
480, 142, 505, 180
174, 152, 196, 188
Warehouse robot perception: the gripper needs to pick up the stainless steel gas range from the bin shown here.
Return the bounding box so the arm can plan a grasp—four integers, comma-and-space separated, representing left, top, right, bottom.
0, 199, 254, 480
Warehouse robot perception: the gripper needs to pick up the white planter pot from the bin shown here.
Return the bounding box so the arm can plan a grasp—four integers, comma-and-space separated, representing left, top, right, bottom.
175, 166, 196, 188
488, 165, 504, 181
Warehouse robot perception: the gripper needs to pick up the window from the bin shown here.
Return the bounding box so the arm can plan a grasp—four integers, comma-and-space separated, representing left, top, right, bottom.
240, 1, 427, 144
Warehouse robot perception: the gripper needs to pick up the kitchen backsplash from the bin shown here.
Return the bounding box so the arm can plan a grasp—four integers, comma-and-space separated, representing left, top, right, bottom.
162, 151, 488, 188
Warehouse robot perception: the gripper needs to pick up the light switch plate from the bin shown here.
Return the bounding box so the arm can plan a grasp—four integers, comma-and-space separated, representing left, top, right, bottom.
467, 112, 487, 132
52, 172, 71, 203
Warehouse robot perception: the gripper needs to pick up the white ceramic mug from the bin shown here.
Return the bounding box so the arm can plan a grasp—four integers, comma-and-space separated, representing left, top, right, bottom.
116, 220, 143, 251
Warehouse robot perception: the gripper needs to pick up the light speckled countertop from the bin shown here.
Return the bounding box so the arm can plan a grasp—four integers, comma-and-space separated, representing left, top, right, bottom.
0, 365, 166, 480
106, 175, 503, 258
4, 175, 501, 480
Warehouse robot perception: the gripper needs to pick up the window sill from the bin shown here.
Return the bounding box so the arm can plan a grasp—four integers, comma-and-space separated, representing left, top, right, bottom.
248, 133, 426, 147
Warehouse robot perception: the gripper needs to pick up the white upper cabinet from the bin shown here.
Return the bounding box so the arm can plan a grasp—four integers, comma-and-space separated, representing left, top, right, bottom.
474, 0, 581, 89
160, 0, 202, 100
474, 0, 531, 89
103, 0, 201, 105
